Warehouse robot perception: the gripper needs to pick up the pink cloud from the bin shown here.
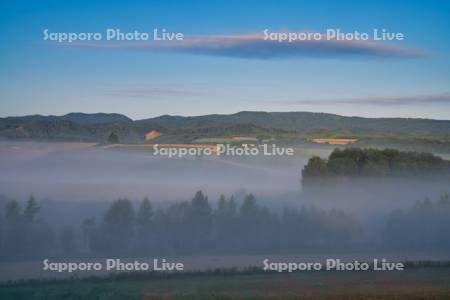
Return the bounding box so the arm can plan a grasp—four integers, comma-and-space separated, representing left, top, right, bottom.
61, 32, 426, 59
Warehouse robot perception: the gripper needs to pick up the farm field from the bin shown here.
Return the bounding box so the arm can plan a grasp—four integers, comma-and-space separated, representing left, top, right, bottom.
1, 267, 450, 300
193, 136, 259, 144
311, 138, 358, 145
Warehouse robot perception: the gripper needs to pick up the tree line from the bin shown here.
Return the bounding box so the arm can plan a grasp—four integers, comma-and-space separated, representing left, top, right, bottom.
385, 194, 450, 249
0, 192, 362, 259
1, 191, 449, 260
302, 148, 450, 184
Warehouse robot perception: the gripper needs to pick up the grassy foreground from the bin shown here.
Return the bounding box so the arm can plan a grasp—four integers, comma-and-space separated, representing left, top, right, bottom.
1, 267, 450, 300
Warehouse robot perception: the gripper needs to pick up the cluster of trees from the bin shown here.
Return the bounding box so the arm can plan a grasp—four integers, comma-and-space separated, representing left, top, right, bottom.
0, 192, 362, 259
0, 197, 54, 259
2, 191, 448, 260
385, 194, 450, 249
302, 148, 450, 184
107, 132, 119, 144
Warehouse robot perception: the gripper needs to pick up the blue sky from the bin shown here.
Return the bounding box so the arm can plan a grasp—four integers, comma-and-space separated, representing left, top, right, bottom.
0, 0, 449, 119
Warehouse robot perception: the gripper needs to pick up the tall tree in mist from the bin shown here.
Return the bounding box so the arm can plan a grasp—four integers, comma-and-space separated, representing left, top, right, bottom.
0, 210, 2, 253
188, 191, 212, 249
215, 195, 239, 250
24, 196, 54, 256
97, 198, 135, 253
157, 201, 191, 251
239, 193, 275, 250
3, 200, 24, 254
80, 217, 96, 253
59, 226, 75, 254
136, 197, 153, 251
5, 200, 21, 223
216, 195, 237, 221
137, 198, 153, 230
385, 194, 450, 249
3, 197, 53, 257
240, 194, 258, 219
23, 196, 40, 222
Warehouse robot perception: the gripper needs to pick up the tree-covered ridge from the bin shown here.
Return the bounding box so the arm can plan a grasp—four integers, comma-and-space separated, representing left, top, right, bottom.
302, 148, 450, 183
1, 111, 450, 143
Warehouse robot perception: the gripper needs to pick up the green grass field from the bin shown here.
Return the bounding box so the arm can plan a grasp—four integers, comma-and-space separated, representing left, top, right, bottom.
192, 137, 255, 144
1, 267, 450, 300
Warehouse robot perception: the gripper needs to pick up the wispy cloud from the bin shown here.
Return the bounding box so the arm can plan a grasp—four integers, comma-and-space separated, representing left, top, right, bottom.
269, 92, 450, 106
66, 32, 426, 59
105, 88, 207, 99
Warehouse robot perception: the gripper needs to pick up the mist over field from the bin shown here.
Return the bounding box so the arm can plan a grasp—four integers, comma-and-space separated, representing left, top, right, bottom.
0, 141, 447, 211
0, 141, 449, 283
0, 141, 309, 201
2, 0, 450, 297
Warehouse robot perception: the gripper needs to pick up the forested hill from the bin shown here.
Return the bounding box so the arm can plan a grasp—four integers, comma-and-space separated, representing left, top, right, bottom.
137, 111, 450, 138
0, 111, 449, 142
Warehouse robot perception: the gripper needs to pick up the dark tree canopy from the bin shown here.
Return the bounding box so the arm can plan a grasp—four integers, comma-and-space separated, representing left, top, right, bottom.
2, 191, 449, 259
302, 148, 450, 184
107, 132, 119, 144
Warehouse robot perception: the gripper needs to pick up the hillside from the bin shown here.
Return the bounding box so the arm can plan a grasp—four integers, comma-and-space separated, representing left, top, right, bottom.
137, 111, 450, 139
0, 111, 449, 143
60, 112, 133, 125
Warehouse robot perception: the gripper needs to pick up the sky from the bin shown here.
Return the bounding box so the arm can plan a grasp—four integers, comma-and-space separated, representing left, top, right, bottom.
0, 0, 449, 120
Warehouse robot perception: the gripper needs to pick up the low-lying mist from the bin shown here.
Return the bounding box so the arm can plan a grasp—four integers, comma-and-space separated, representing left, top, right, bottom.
0, 141, 307, 202
0, 141, 449, 266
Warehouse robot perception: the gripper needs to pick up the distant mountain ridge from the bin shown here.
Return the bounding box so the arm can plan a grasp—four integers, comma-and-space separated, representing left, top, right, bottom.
0, 112, 132, 126
61, 113, 133, 125
0, 111, 449, 143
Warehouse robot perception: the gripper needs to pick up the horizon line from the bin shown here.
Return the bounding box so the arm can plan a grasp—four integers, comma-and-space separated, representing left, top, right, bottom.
1, 110, 450, 122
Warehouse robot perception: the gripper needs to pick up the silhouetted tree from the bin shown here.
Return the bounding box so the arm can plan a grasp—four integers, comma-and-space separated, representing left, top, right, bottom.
188, 191, 212, 249
80, 217, 96, 253
107, 132, 119, 144
137, 198, 153, 230
240, 194, 258, 219
136, 197, 153, 251
301, 156, 328, 184
59, 226, 75, 254
3, 197, 53, 257
0, 210, 2, 254
3, 200, 24, 254
5, 200, 21, 224
385, 194, 450, 249
97, 198, 135, 253
23, 196, 40, 222
215, 195, 239, 250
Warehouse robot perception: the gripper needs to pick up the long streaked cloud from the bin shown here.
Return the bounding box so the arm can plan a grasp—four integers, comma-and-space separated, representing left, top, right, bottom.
106, 88, 207, 99
269, 92, 450, 106
66, 32, 426, 59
